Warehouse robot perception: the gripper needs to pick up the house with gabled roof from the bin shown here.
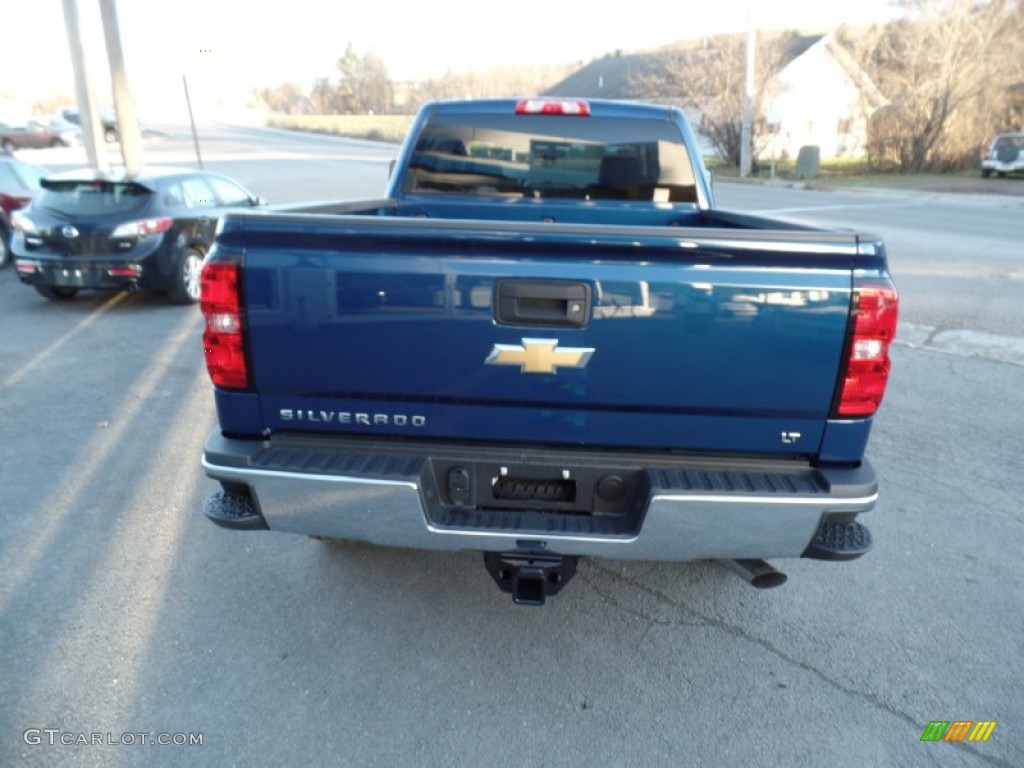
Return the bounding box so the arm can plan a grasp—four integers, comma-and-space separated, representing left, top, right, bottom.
764, 33, 888, 160
545, 31, 886, 161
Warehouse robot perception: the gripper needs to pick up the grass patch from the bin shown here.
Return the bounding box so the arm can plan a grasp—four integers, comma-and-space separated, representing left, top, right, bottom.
267, 115, 414, 144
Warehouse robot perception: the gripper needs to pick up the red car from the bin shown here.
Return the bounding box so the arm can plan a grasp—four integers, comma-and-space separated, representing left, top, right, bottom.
0, 155, 47, 267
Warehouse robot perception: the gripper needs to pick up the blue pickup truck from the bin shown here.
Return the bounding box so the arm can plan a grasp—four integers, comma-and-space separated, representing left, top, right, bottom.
200, 99, 898, 604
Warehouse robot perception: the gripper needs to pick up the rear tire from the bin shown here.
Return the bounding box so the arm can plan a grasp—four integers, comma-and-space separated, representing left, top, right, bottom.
104, 128, 117, 143
1, 139, 14, 154
981, 168, 992, 178
34, 285, 79, 301
168, 249, 203, 304
0, 230, 9, 268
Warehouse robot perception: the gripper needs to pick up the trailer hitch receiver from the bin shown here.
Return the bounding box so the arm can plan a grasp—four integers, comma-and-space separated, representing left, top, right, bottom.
483, 550, 579, 606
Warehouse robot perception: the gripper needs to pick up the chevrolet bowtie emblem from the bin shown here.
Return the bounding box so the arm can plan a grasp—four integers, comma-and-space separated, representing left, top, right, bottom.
485, 338, 595, 374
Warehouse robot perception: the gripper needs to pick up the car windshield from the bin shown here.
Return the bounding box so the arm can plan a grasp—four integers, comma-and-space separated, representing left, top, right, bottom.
403, 113, 698, 203
37, 180, 151, 216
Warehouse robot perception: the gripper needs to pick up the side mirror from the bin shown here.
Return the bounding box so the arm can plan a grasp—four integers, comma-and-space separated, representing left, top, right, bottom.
251, 196, 268, 207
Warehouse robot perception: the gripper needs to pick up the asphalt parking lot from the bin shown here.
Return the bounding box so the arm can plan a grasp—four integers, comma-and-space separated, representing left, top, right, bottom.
1, 126, 1021, 767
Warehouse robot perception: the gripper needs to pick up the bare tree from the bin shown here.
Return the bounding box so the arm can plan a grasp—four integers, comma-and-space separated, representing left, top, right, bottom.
323, 44, 395, 113
359, 52, 392, 114
853, 0, 1023, 171
256, 82, 306, 114
310, 78, 339, 113
631, 33, 801, 166
410, 63, 574, 109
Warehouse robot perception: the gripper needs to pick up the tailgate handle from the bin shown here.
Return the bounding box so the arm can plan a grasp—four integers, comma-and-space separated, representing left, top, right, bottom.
495, 280, 591, 328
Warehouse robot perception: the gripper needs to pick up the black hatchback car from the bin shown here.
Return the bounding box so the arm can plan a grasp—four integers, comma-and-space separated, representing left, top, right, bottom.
11, 167, 266, 303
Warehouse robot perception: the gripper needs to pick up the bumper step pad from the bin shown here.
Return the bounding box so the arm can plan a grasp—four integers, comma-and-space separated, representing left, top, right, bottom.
802, 519, 872, 561
203, 490, 268, 530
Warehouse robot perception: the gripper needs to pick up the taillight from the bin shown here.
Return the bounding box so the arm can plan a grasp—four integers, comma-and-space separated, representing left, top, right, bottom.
108, 265, 143, 276
200, 261, 249, 389
111, 217, 172, 238
0, 193, 30, 216
834, 279, 899, 417
515, 99, 590, 116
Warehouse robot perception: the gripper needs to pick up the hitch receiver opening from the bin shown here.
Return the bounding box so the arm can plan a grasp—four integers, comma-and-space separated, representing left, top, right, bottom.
484, 551, 579, 606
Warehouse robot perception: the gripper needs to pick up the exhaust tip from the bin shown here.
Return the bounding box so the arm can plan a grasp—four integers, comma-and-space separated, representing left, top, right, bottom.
749, 570, 788, 589
717, 558, 787, 589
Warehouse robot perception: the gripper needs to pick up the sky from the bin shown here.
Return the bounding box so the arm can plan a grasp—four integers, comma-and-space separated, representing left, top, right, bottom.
0, 0, 902, 119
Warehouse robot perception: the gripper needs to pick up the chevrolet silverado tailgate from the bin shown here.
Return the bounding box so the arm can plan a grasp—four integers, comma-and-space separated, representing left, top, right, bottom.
229, 216, 862, 457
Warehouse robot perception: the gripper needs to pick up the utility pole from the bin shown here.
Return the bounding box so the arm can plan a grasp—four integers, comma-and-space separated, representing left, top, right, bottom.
740, 1, 755, 178
61, 0, 105, 170
182, 76, 203, 169
99, 0, 143, 174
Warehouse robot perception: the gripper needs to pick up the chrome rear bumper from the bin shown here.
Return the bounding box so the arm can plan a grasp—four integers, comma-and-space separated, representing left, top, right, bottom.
202, 431, 877, 561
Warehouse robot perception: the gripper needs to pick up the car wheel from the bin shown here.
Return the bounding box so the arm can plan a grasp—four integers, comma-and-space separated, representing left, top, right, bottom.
981, 168, 991, 178
0, 230, 9, 268
104, 128, 117, 143
1, 139, 14, 154
168, 249, 203, 304
34, 285, 79, 301
50, 138, 63, 148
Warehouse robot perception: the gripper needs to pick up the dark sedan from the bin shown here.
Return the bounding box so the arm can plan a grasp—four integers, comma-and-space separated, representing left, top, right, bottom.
10, 166, 266, 303
0, 155, 47, 267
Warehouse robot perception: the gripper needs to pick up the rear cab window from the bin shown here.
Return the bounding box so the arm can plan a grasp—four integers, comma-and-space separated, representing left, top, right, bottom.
403, 113, 698, 203
36, 180, 151, 216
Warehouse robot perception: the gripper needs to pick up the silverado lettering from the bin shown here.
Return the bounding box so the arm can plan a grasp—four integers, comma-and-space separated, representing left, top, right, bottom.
279, 409, 426, 427
200, 98, 898, 605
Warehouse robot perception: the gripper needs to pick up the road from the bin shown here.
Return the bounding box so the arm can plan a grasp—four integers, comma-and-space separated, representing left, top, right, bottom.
717, 181, 1024, 341
1, 125, 1021, 768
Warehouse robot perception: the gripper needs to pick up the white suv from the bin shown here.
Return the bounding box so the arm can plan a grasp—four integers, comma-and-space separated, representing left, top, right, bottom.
980, 132, 1024, 177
